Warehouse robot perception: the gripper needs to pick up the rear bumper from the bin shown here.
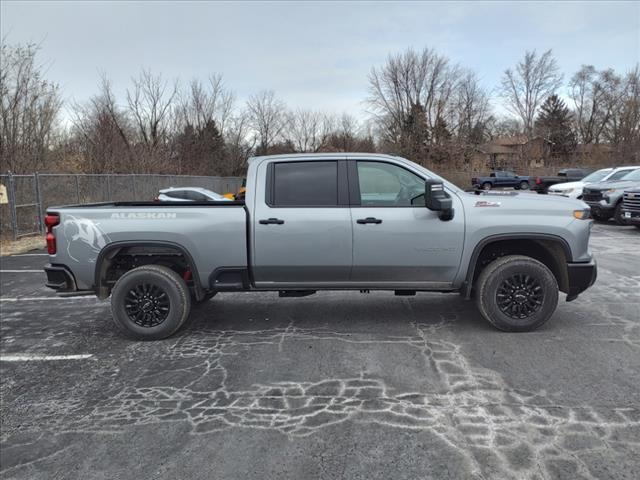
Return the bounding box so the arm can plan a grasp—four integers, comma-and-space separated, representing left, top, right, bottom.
566, 259, 597, 301
44, 264, 78, 292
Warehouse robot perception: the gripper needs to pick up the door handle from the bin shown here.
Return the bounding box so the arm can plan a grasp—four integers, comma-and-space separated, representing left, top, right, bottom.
356, 217, 382, 224
259, 218, 285, 225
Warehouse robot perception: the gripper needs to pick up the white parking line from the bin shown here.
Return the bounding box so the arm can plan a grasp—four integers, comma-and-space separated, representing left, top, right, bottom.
12, 253, 48, 257
0, 354, 93, 362
0, 296, 97, 302
0, 270, 43, 273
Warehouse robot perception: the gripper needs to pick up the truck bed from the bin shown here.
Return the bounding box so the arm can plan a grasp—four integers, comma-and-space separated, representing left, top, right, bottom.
47, 202, 248, 291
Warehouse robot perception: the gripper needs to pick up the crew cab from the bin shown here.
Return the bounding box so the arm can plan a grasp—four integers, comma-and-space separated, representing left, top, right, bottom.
44, 153, 597, 340
532, 168, 592, 194
471, 171, 530, 190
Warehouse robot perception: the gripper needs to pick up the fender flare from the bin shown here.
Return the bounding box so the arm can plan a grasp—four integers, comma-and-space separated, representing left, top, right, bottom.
463, 233, 573, 299
94, 240, 204, 300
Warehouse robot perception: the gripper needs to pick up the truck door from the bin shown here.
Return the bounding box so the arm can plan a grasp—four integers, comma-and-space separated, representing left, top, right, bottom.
252, 159, 353, 286
349, 160, 464, 286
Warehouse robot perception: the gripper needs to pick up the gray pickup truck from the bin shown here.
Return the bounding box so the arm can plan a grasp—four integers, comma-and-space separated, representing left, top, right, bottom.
44, 153, 597, 339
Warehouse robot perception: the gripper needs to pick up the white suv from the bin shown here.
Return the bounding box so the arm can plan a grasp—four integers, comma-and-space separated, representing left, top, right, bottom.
548, 166, 640, 199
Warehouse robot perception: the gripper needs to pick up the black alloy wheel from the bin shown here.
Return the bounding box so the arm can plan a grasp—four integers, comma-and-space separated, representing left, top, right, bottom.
496, 273, 544, 319
124, 283, 171, 327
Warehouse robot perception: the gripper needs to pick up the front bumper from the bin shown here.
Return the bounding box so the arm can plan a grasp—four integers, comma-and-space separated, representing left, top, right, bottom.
566, 259, 597, 301
622, 209, 640, 225
44, 264, 78, 292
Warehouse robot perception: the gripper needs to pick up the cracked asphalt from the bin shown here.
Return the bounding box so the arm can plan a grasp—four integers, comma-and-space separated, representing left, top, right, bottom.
1, 223, 639, 479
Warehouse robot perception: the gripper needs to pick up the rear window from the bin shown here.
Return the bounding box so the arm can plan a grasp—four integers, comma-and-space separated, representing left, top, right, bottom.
164, 191, 184, 199
272, 161, 338, 206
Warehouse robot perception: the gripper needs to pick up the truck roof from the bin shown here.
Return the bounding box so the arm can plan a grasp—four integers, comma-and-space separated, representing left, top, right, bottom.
248, 152, 404, 164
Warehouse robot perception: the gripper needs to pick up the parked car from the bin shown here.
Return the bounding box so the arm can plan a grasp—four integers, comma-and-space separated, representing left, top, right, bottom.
155, 187, 231, 202
582, 169, 640, 224
548, 166, 640, 199
471, 171, 531, 190
44, 153, 596, 340
621, 187, 640, 229
532, 168, 592, 194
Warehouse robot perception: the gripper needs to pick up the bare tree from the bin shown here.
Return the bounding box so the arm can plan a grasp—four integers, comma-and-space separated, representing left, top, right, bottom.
605, 65, 640, 158
569, 65, 624, 144
500, 49, 563, 138
126, 69, 177, 171
285, 108, 334, 152
451, 70, 491, 143
69, 74, 133, 173
175, 74, 235, 135
367, 47, 459, 145
246, 90, 287, 155
0, 41, 62, 173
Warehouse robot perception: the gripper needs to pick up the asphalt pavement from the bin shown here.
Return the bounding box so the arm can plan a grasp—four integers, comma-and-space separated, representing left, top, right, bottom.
1, 223, 638, 479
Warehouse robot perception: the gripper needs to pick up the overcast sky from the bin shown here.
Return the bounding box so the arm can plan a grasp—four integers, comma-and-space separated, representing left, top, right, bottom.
2, 0, 639, 120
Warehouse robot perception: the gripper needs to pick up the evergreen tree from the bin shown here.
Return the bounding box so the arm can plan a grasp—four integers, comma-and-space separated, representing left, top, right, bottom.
535, 95, 576, 155
398, 103, 430, 162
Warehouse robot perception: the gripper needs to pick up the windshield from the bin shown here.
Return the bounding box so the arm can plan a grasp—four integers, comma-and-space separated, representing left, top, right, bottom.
620, 169, 640, 181
582, 169, 611, 183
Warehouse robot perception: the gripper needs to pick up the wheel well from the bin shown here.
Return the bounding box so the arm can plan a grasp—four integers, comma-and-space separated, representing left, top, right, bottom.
95, 243, 203, 300
469, 239, 569, 295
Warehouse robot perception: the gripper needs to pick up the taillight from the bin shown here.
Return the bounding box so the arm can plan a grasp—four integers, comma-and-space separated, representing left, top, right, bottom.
45, 213, 60, 255
153, 196, 160, 202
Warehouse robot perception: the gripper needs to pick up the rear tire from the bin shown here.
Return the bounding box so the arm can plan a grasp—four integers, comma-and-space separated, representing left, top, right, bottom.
519, 181, 529, 190
475, 255, 558, 332
482, 182, 492, 191
111, 265, 192, 340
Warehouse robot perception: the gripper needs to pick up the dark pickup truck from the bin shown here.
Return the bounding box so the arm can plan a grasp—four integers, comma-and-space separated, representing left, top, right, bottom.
532, 168, 592, 194
471, 171, 531, 190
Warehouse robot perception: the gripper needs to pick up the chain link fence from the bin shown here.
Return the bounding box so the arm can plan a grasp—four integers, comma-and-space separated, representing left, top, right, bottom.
0, 173, 244, 239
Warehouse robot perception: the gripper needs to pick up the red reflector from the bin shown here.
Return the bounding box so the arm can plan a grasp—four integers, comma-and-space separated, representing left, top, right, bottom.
44, 213, 60, 255
45, 214, 60, 228
46, 232, 56, 254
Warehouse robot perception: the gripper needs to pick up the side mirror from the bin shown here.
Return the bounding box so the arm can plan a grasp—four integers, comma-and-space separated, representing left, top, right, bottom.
425, 180, 454, 221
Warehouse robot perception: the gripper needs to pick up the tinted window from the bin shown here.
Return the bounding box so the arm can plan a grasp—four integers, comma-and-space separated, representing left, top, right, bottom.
184, 191, 208, 201
164, 191, 184, 199
273, 161, 338, 206
357, 161, 424, 207
506, 171, 516, 177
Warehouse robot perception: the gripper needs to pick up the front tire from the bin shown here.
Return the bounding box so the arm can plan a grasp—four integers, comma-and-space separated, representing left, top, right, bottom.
613, 203, 627, 226
475, 255, 558, 332
591, 210, 611, 222
111, 265, 192, 340
482, 182, 492, 191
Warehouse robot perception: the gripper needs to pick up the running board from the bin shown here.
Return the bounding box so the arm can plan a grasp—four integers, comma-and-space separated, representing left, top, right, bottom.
279, 290, 316, 298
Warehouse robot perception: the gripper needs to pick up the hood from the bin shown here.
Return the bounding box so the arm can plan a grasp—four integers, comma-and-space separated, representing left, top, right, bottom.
585, 179, 640, 191
550, 180, 584, 190
466, 190, 585, 209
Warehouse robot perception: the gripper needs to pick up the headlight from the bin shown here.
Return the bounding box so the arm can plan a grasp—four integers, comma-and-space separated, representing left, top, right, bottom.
573, 208, 591, 220
563, 188, 574, 194
604, 188, 617, 194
